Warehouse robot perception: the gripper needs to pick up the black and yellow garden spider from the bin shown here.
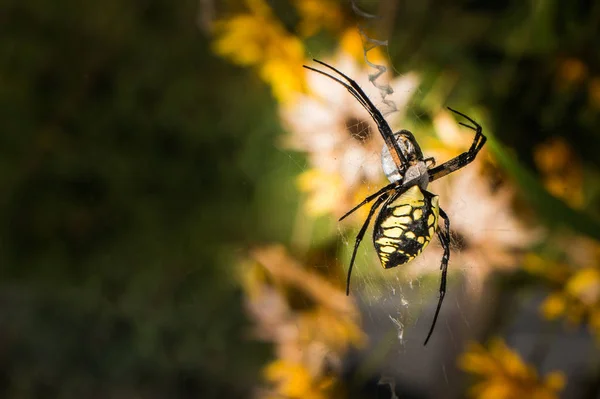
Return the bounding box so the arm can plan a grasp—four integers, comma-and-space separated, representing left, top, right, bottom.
303, 59, 486, 345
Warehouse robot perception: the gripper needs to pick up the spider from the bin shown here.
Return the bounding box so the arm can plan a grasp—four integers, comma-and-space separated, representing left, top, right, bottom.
303, 59, 486, 345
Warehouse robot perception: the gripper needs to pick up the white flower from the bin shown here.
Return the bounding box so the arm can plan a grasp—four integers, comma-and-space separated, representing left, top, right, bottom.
281, 52, 420, 216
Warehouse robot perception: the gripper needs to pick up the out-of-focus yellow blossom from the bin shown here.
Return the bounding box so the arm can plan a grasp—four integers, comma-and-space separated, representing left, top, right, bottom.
525, 240, 600, 341
294, 0, 345, 37
297, 307, 366, 353
522, 253, 571, 285
565, 268, 600, 306
245, 246, 366, 348
348, 183, 375, 222
339, 28, 387, 65
264, 360, 336, 399
297, 169, 345, 217
240, 245, 365, 398
212, 0, 305, 102
459, 338, 566, 399
540, 266, 600, 336
293, 0, 386, 64
297, 168, 376, 222
533, 137, 584, 208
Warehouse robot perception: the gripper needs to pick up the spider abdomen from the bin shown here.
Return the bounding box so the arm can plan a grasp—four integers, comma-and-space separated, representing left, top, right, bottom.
373, 186, 440, 269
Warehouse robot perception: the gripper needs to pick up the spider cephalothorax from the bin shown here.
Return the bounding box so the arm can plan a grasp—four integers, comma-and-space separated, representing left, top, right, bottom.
303, 59, 486, 345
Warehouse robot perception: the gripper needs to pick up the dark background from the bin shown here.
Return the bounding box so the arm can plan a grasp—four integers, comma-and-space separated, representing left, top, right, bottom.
0, 1, 296, 397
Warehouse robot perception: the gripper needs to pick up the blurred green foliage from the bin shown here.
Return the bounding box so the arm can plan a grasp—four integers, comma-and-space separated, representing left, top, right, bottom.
0, 1, 304, 397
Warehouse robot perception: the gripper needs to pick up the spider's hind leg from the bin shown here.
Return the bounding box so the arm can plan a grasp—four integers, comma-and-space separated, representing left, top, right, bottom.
424, 207, 450, 346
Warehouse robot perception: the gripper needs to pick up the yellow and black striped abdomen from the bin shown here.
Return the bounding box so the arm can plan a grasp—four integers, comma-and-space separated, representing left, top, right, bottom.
373, 186, 440, 269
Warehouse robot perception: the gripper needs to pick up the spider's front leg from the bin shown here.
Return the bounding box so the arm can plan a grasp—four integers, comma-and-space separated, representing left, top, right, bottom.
428, 108, 487, 182
339, 182, 397, 221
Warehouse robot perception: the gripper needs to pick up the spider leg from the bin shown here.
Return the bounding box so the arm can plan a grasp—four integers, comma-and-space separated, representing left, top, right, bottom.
303, 65, 373, 118
310, 60, 385, 118
428, 107, 487, 182
424, 207, 450, 345
339, 182, 397, 221
346, 192, 390, 296
303, 60, 408, 169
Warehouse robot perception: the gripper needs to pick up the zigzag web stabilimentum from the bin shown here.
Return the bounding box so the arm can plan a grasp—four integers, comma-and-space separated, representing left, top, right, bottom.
350, 0, 398, 116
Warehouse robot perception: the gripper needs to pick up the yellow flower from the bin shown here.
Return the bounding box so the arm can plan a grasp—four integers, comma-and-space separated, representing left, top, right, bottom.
526, 241, 600, 342
540, 292, 566, 320
533, 137, 583, 208
459, 338, 566, 399
297, 308, 366, 353
292, 0, 389, 67
212, 0, 305, 102
240, 245, 365, 398
297, 169, 345, 217
293, 0, 387, 65
565, 267, 600, 306
294, 0, 345, 37
339, 29, 387, 65
522, 253, 571, 285
264, 359, 336, 399
540, 266, 600, 331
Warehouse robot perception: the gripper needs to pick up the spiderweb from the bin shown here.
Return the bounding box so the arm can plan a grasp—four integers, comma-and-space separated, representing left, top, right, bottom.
345, 0, 425, 341
330, 1, 482, 397
271, 2, 500, 396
